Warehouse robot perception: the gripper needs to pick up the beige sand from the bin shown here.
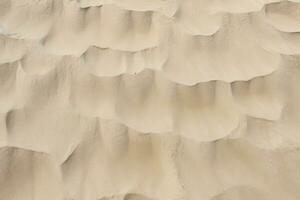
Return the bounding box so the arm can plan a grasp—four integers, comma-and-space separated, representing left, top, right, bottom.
0, 0, 300, 199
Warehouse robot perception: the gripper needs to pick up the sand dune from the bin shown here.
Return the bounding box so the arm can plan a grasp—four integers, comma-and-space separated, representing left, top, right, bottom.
0, 0, 300, 200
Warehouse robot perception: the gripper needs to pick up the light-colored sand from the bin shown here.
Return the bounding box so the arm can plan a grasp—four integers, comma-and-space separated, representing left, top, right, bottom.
1, 0, 300, 200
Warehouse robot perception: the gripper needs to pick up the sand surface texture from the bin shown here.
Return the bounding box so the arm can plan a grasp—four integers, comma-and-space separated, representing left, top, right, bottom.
0, 0, 300, 200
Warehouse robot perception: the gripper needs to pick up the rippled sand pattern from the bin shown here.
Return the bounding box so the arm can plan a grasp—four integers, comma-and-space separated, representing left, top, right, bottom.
0, 0, 300, 200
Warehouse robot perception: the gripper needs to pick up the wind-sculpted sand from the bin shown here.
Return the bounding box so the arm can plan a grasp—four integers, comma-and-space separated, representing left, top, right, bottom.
0, 0, 300, 200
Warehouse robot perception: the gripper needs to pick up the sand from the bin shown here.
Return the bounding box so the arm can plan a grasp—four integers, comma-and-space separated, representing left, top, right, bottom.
0, 0, 300, 199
